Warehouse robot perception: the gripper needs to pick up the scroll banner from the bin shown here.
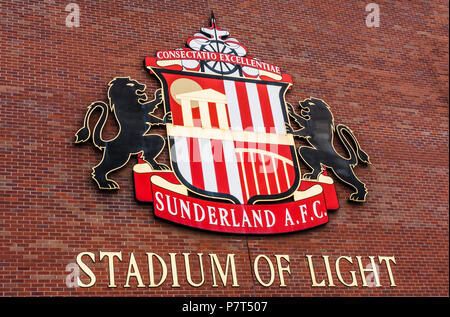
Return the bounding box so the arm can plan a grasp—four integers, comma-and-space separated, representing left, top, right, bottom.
144, 56, 293, 83
134, 163, 338, 234
153, 50, 282, 75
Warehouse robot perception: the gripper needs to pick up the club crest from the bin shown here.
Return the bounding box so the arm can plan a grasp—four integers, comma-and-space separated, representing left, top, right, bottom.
75, 14, 370, 234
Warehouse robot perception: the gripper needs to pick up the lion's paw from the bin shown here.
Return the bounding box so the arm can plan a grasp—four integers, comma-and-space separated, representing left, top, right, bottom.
154, 89, 162, 101
285, 122, 294, 133
157, 163, 170, 171
163, 112, 172, 123
303, 173, 319, 181
98, 179, 119, 190
349, 192, 366, 202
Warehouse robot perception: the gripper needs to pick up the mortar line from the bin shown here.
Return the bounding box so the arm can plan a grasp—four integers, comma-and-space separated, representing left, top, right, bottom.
245, 235, 257, 296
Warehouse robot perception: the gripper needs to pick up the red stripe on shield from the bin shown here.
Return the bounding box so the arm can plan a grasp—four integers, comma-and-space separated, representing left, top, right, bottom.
234, 81, 254, 131
211, 139, 230, 195
256, 83, 276, 133
188, 137, 205, 190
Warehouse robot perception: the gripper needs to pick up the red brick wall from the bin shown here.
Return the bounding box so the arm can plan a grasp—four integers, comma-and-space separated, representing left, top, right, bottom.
0, 0, 448, 296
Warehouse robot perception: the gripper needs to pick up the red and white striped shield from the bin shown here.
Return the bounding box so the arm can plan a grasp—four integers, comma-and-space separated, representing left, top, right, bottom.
153, 68, 301, 204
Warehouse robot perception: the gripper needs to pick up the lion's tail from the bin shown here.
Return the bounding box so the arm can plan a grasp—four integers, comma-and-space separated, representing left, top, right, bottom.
336, 124, 371, 166
74, 101, 108, 149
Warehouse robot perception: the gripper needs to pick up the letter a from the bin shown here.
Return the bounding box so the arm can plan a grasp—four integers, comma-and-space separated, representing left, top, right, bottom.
365, 3, 380, 28
65, 3, 80, 28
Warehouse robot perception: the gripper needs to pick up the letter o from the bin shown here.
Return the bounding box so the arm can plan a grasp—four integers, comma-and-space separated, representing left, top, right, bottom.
253, 255, 275, 287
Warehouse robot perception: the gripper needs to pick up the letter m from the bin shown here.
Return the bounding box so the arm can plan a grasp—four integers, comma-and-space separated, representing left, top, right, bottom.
209, 254, 239, 287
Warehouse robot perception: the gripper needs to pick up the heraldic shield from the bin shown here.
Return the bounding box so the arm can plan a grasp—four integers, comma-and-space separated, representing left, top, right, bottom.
151, 68, 300, 205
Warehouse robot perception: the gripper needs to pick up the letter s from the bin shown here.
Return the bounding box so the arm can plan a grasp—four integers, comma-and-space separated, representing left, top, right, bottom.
76, 252, 96, 288
155, 192, 164, 211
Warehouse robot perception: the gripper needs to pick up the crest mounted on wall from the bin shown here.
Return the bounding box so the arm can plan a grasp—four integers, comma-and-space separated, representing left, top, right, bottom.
75, 14, 370, 234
